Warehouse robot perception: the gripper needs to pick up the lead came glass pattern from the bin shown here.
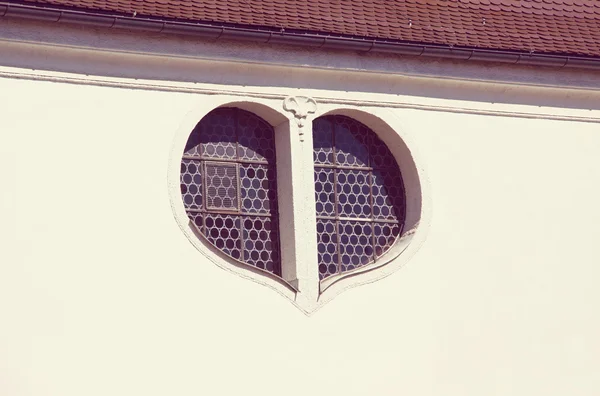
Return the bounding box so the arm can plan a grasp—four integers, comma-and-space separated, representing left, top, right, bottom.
371, 168, 404, 220
335, 118, 370, 167
316, 219, 338, 278
199, 111, 237, 160
336, 169, 371, 218
181, 159, 203, 210
180, 108, 281, 276
240, 164, 277, 214
313, 115, 405, 280
314, 167, 335, 217
237, 111, 276, 162
243, 216, 280, 272
313, 117, 334, 165
204, 162, 239, 210
374, 222, 401, 258
338, 221, 373, 272
204, 214, 242, 260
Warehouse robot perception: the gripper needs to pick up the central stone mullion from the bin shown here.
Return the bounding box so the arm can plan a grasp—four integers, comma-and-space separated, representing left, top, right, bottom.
275, 117, 320, 311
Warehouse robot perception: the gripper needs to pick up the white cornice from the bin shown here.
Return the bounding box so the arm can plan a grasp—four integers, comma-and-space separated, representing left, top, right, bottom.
1, 65, 599, 124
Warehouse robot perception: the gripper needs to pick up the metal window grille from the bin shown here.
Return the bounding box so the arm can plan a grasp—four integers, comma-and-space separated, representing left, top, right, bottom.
313, 115, 406, 280
180, 107, 281, 275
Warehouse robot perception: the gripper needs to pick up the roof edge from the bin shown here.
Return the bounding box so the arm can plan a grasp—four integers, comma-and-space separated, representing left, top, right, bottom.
1, 2, 600, 71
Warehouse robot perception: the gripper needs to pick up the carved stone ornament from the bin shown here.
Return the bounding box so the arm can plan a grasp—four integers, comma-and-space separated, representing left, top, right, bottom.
282, 96, 317, 141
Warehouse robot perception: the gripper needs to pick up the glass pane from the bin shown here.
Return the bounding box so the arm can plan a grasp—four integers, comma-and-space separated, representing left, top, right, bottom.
204, 214, 242, 260
334, 116, 369, 167
243, 216, 280, 274
370, 133, 397, 169
371, 168, 404, 221
237, 111, 276, 163
313, 117, 334, 165
205, 162, 239, 211
374, 222, 401, 259
316, 219, 338, 280
181, 159, 203, 210
338, 220, 373, 272
336, 169, 372, 218
240, 164, 277, 214
199, 109, 237, 160
186, 211, 203, 233
314, 167, 336, 217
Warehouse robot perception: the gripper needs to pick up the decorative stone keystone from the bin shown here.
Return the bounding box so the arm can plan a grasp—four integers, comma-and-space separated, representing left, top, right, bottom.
282, 96, 317, 141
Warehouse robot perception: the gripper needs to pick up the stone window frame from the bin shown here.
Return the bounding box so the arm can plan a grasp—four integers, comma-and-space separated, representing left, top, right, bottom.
168, 95, 429, 315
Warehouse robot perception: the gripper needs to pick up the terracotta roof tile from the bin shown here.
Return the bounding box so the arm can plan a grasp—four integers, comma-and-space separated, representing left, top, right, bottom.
8, 0, 600, 57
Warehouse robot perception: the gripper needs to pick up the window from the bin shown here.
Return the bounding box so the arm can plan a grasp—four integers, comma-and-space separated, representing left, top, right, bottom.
173, 100, 420, 313
313, 115, 405, 280
180, 107, 281, 275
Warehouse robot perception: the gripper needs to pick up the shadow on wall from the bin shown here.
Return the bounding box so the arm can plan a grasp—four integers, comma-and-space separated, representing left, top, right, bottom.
1, 18, 600, 111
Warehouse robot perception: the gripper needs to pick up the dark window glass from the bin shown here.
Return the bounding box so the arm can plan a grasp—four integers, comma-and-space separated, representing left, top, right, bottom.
181, 108, 281, 275
313, 115, 405, 280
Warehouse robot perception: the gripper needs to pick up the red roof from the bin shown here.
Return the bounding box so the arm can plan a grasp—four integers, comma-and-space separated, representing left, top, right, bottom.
11, 0, 600, 57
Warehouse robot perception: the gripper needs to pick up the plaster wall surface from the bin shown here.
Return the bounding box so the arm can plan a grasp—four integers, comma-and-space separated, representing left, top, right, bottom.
1, 22, 600, 396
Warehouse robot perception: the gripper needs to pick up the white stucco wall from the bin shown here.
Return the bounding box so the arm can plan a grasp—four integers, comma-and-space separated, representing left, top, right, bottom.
1, 19, 600, 396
